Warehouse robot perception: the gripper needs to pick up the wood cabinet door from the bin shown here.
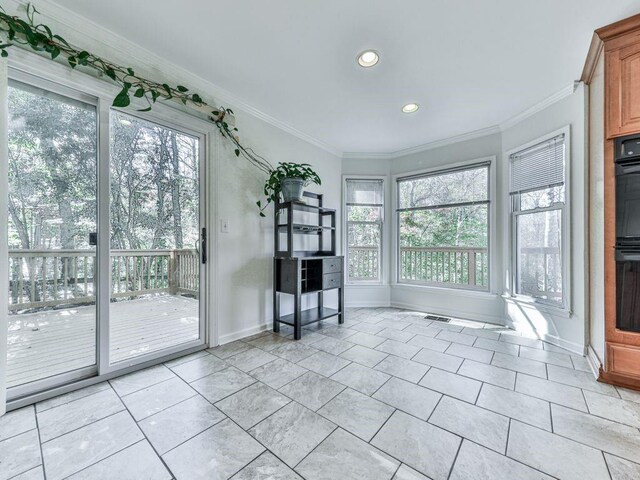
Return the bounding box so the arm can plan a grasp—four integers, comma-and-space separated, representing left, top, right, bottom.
607, 41, 640, 138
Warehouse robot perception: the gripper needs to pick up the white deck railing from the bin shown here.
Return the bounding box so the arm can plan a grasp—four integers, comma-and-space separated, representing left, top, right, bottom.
518, 246, 562, 301
8, 248, 199, 311
399, 246, 489, 289
348, 246, 379, 281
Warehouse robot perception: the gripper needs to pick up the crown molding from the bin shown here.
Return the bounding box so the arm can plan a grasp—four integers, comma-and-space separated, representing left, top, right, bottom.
498, 82, 578, 131
581, 33, 604, 85
342, 125, 501, 160
13, 0, 342, 157
595, 11, 640, 42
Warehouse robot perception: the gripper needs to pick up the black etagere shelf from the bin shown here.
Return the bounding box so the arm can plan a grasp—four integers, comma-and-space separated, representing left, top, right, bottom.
273, 191, 344, 339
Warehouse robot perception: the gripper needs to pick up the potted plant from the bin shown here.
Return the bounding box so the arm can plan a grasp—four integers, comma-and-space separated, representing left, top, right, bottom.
257, 162, 322, 217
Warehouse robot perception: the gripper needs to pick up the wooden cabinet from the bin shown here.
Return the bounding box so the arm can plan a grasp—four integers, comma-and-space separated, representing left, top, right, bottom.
606, 38, 640, 138
584, 13, 640, 389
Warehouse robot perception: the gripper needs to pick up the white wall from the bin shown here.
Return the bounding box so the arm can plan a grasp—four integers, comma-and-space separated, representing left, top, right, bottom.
501, 84, 588, 353
344, 87, 590, 353
215, 111, 342, 343
588, 54, 606, 365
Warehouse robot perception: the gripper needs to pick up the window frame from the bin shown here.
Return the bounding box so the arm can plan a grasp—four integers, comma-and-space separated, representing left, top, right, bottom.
392, 157, 496, 293
342, 175, 386, 285
507, 126, 571, 313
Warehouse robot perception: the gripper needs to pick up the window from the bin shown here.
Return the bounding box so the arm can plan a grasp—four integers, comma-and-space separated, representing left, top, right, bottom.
396, 162, 490, 290
345, 179, 384, 282
509, 132, 567, 307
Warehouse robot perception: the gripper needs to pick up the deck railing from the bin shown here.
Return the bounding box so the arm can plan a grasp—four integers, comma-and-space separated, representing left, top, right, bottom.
348, 246, 379, 281
8, 248, 199, 311
399, 246, 489, 289
518, 246, 562, 301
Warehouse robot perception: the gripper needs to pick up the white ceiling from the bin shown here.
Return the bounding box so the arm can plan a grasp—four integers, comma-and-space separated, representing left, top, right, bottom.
52, 0, 640, 155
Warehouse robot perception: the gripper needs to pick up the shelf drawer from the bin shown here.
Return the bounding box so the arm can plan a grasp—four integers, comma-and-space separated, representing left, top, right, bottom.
323, 273, 342, 289
323, 258, 342, 274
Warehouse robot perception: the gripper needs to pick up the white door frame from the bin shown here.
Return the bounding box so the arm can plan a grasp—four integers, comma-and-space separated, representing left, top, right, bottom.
0, 58, 8, 416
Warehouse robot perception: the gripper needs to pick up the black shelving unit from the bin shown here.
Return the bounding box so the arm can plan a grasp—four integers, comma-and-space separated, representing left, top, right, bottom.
273, 191, 344, 339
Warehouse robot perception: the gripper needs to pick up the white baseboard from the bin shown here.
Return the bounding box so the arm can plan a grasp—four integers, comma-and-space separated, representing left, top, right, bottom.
537, 333, 585, 356
586, 344, 603, 379
345, 300, 391, 308
390, 300, 506, 326
216, 322, 270, 346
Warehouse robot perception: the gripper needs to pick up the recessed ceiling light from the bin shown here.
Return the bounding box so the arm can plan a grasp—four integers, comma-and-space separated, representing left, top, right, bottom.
402, 103, 419, 113
357, 50, 379, 68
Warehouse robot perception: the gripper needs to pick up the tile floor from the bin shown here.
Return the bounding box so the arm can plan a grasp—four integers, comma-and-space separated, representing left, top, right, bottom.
2, 307, 640, 480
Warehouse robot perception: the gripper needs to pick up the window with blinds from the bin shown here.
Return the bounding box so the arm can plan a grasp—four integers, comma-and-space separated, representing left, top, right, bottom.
510, 133, 567, 307
396, 162, 490, 290
345, 179, 384, 282
510, 134, 565, 195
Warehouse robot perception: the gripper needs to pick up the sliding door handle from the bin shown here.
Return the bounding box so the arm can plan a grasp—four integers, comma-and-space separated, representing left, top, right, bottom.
201, 227, 207, 264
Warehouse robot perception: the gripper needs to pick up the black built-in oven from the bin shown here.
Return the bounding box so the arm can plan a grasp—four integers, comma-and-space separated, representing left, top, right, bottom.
615, 133, 640, 332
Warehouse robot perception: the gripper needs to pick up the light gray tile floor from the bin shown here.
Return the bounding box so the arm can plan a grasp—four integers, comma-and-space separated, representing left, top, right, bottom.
1, 307, 636, 480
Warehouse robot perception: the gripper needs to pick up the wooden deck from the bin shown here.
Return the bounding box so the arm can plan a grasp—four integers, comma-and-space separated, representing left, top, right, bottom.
7, 295, 199, 388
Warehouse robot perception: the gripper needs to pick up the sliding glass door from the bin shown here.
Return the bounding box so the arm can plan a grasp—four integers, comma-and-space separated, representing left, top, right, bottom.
108, 111, 204, 365
6, 79, 99, 394
5, 72, 207, 400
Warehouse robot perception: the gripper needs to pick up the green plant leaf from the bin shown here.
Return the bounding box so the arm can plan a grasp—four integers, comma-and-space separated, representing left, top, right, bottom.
112, 86, 131, 107
176, 85, 188, 92
133, 87, 145, 98
52, 34, 70, 47
234, 149, 240, 157
77, 50, 90, 65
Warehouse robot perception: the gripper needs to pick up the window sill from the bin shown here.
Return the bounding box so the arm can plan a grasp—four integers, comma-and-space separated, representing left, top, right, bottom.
392, 282, 498, 299
502, 294, 572, 318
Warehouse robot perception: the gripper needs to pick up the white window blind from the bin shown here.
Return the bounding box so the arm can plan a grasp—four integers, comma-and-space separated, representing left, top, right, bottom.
510, 134, 565, 195
346, 179, 384, 206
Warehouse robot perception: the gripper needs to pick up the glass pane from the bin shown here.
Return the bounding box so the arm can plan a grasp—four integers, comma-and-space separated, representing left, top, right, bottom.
110, 111, 200, 363
398, 205, 488, 288
7, 82, 98, 388
398, 165, 488, 209
348, 223, 380, 281
347, 205, 382, 222
516, 209, 563, 304
519, 185, 565, 211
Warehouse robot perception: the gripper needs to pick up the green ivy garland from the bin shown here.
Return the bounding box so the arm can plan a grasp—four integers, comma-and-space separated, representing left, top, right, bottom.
0, 3, 321, 215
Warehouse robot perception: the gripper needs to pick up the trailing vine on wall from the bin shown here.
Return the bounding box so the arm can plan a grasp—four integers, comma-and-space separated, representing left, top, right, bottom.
0, 3, 319, 215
